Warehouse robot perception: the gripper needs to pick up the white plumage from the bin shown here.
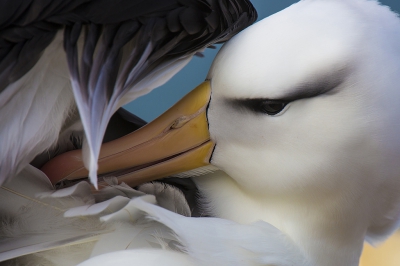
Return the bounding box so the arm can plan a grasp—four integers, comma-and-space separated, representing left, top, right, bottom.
2, 0, 400, 265
0, 32, 76, 182
1, 166, 306, 265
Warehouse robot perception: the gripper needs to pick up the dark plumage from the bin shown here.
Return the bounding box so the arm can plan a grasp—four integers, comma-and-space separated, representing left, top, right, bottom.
0, 0, 256, 92
0, 0, 257, 185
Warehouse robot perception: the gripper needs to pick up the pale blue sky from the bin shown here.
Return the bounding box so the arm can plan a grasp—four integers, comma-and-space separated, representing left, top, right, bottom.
124, 0, 400, 121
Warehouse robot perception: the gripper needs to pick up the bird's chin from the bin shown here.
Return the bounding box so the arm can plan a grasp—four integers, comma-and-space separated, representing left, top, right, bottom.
41, 81, 215, 188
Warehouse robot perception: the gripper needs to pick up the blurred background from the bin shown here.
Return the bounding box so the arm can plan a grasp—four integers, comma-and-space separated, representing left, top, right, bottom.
124, 0, 400, 122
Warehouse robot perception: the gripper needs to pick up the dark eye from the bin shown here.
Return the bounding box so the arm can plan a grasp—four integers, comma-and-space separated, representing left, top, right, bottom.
228, 98, 289, 116
258, 100, 287, 115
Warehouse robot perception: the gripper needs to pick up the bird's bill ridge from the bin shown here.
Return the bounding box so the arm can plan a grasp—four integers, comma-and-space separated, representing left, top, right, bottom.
41, 81, 215, 188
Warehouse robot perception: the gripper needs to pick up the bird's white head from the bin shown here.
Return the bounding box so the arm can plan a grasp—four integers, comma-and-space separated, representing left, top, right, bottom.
188, 1, 400, 264
208, 0, 400, 196
42, 1, 400, 264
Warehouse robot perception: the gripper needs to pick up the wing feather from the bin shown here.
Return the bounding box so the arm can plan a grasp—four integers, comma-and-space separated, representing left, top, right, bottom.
0, 0, 257, 186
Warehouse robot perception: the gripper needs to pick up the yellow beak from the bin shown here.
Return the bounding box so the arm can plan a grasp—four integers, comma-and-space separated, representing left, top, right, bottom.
41, 81, 215, 188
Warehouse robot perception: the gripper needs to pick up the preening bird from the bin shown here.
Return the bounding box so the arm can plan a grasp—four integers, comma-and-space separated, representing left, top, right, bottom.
0, 0, 256, 187
2, 0, 400, 265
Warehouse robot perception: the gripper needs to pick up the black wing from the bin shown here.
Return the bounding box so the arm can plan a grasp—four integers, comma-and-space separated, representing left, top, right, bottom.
0, 0, 257, 185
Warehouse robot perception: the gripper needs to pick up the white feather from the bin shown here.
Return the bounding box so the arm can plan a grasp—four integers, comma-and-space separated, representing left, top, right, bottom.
0, 166, 108, 262
0, 166, 185, 265
78, 249, 194, 266
64, 196, 130, 217
1, 165, 309, 266
0, 31, 75, 185
171, 165, 219, 178
130, 197, 308, 266
138, 183, 191, 217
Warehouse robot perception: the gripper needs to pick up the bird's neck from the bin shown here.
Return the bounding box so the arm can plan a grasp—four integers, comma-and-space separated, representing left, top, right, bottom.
193, 171, 366, 266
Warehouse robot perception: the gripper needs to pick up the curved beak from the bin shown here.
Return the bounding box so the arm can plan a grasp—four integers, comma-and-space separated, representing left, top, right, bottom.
41, 81, 215, 188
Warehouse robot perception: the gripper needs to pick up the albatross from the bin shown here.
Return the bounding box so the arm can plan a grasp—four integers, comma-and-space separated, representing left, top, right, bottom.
2, 0, 400, 265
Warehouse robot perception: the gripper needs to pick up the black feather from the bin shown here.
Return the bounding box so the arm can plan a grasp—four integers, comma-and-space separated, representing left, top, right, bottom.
1, 0, 257, 185
0, 0, 257, 93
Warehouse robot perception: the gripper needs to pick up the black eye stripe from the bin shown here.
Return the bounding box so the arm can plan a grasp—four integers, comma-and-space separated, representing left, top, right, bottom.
224, 68, 346, 116
228, 98, 289, 116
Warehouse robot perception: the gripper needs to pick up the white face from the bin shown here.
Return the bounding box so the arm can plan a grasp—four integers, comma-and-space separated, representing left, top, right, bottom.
206, 0, 400, 199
